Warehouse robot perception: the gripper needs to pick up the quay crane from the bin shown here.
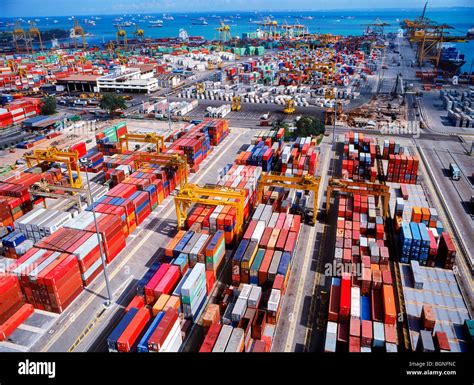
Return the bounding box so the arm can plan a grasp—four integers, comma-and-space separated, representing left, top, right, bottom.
12, 21, 29, 53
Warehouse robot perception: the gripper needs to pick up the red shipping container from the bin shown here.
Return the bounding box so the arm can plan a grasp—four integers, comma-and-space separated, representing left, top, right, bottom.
125, 296, 145, 312
148, 308, 179, 352
361, 320, 372, 347
117, 307, 151, 352
339, 273, 351, 319
350, 317, 360, 338
349, 336, 360, 352
0, 304, 34, 341
199, 322, 222, 352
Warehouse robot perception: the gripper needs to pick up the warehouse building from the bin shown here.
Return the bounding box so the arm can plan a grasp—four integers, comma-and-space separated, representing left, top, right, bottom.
56, 74, 100, 93
97, 65, 159, 94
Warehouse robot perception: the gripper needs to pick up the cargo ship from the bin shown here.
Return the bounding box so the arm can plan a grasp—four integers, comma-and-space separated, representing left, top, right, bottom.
192, 18, 208, 26
439, 46, 465, 74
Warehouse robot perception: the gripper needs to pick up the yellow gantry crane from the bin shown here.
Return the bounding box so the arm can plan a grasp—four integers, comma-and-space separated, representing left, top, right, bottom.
13, 21, 29, 53
216, 21, 231, 42
175, 184, 246, 237
119, 133, 166, 153
133, 25, 145, 41
134, 152, 189, 188
28, 21, 43, 53
232, 96, 241, 111
72, 19, 86, 49
24, 147, 83, 189
283, 99, 296, 114
116, 26, 128, 49
326, 178, 391, 218
362, 17, 390, 36
257, 172, 321, 225
280, 20, 293, 38
196, 82, 205, 94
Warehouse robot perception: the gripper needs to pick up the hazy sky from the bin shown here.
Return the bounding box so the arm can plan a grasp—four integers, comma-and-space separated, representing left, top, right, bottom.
2, 0, 473, 17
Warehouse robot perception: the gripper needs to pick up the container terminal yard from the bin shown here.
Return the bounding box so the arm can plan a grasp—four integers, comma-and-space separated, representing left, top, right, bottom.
0, 4, 473, 364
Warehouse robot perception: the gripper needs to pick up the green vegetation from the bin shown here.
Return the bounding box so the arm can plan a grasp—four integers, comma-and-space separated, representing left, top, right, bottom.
100, 93, 127, 115
41, 96, 57, 115
276, 116, 325, 141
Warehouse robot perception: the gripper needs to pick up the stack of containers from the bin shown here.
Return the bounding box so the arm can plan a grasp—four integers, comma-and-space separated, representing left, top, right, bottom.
2, 231, 34, 259
181, 263, 207, 322
0, 275, 25, 324
7, 247, 83, 313
0, 196, 24, 227
14, 208, 73, 243
36, 225, 103, 287
341, 132, 377, 182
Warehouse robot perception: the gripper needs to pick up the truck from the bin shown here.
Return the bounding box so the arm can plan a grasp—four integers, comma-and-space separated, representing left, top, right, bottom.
449, 162, 461, 181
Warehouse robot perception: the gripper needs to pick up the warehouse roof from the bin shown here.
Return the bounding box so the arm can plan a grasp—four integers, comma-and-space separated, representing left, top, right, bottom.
58, 74, 100, 83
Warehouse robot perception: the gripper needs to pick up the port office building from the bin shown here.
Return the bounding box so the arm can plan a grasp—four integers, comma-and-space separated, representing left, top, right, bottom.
97, 65, 159, 94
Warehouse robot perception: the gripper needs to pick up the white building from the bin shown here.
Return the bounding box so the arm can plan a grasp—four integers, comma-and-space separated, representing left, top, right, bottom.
97, 65, 159, 94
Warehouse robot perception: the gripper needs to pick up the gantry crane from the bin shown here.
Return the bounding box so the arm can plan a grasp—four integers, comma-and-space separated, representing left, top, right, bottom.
326, 178, 390, 218
28, 21, 43, 53
216, 21, 231, 42
29, 179, 91, 212
116, 26, 128, 49
291, 19, 306, 38
72, 19, 86, 49
24, 147, 83, 189
196, 82, 205, 94
134, 152, 189, 188
362, 18, 390, 36
283, 99, 296, 114
260, 17, 278, 38
12, 21, 29, 53
232, 95, 241, 111
133, 25, 145, 41
280, 20, 293, 38
119, 133, 165, 153
174, 184, 246, 237
257, 173, 321, 225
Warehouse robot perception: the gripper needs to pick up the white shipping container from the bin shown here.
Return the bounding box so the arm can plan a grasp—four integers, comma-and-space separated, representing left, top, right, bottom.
251, 221, 266, 243
267, 289, 281, 312
350, 287, 361, 319
248, 285, 262, 308
181, 263, 205, 298
225, 327, 245, 352
238, 284, 252, 303
231, 298, 247, 323
251, 204, 265, 221
212, 325, 233, 352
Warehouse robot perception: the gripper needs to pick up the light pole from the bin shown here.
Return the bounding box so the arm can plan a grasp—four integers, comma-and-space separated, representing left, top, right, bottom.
333, 86, 337, 144
80, 158, 113, 307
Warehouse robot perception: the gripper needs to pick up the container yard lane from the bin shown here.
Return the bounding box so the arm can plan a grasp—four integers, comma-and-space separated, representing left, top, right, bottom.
271, 141, 332, 352
33, 126, 252, 352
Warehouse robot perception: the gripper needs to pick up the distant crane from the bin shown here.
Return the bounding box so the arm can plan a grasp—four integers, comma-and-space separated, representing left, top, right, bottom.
116, 26, 127, 49
363, 17, 390, 36
178, 28, 189, 42
216, 21, 231, 42
28, 21, 43, 53
12, 21, 29, 53
133, 25, 145, 41
71, 19, 86, 49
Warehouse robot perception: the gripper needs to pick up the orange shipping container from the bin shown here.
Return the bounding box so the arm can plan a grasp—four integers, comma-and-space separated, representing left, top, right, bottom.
382, 284, 396, 325
411, 207, 422, 223
165, 230, 186, 258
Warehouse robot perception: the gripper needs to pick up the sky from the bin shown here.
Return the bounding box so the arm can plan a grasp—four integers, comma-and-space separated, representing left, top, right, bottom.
2, 0, 473, 17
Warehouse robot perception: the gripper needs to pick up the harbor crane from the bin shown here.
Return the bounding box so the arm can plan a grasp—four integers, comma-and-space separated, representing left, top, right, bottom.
216, 21, 231, 42
283, 99, 296, 114
133, 25, 145, 41
12, 21, 29, 53
119, 133, 165, 153
72, 19, 86, 49
257, 173, 321, 225
24, 147, 83, 189
28, 21, 43, 53
116, 26, 128, 49
326, 178, 391, 218
362, 18, 390, 36
231, 96, 241, 111
175, 184, 246, 238
134, 152, 189, 189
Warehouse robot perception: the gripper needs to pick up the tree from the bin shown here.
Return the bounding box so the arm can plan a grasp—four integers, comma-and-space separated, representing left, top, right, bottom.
294, 116, 325, 137
100, 93, 127, 115
41, 96, 57, 115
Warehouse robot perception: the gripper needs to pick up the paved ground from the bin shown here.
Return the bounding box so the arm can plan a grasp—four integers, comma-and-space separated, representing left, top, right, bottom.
419, 141, 474, 264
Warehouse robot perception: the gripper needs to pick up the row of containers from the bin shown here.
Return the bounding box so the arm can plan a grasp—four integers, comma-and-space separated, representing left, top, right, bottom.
341, 132, 419, 184
105, 127, 318, 352
324, 132, 465, 353
0, 119, 233, 341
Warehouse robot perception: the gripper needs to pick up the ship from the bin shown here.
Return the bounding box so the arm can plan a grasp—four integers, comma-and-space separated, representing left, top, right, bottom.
467, 26, 474, 38
148, 20, 163, 27
439, 46, 465, 74
192, 17, 208, 25
163, 14, 174, 20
